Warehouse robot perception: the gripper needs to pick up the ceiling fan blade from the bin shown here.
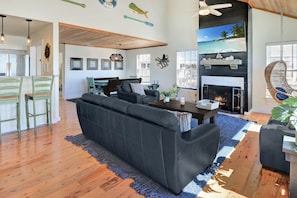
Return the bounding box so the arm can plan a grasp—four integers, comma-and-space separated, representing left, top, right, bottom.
199, 1, 207, 7
209, 3, 232, 10
209, 8, 222, 16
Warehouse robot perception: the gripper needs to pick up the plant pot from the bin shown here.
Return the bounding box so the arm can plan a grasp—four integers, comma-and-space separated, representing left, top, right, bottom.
295, 131, 297, 146
164, 96, 170, 103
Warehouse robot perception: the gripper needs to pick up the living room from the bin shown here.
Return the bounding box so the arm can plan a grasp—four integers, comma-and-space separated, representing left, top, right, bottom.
0, 0, 297, 197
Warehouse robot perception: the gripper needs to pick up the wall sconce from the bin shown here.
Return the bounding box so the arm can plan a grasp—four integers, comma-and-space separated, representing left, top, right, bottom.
0, 15, 6, 43
155, 54, 169, 69
26, 19, 32, 46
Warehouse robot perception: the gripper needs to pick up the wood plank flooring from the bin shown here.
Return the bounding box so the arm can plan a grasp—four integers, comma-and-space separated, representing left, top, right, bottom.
0, 100, 290, 197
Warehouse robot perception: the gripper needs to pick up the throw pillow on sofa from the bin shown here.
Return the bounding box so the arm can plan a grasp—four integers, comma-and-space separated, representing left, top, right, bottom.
130, 83, 146, 95
168, 110, 192, 132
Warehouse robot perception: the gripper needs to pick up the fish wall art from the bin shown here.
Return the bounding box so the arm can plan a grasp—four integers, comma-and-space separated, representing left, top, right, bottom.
129, 3, 149, 18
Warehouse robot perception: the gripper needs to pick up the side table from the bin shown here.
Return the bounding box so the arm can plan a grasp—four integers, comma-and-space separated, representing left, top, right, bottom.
282, 135, 297, 197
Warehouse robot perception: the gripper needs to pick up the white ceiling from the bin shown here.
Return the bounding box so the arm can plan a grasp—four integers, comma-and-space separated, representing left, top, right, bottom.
0, 15, 49, 37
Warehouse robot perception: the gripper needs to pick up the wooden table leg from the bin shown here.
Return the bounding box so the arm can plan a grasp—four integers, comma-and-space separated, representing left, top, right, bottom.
210, 116, 216, 124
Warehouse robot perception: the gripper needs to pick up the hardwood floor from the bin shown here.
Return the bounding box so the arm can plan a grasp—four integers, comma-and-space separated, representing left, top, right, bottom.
0, 100, 289, 197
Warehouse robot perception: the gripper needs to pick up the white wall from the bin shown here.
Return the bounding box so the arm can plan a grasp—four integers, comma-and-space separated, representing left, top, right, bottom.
126, 0, 198, 91
63, 44, 126, 99
0, 0, 167, 43
251, 9, 297, 114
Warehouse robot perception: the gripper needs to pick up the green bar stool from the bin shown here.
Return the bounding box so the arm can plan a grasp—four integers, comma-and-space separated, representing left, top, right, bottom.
0, 77, 23, 142
25, 76, 54, 135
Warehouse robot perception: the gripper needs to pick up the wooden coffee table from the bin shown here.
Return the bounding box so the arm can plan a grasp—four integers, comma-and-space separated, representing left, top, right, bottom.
149, 99, 219, 124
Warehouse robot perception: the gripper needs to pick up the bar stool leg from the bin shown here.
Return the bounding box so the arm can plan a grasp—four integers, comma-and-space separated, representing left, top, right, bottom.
17, 102, 21, 138
49, 98, 52, 131
25, 96, 30, 130
33, 100, 37, 135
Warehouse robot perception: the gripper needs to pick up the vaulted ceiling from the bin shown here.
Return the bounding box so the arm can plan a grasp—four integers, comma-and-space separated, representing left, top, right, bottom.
59, 0, 297, 50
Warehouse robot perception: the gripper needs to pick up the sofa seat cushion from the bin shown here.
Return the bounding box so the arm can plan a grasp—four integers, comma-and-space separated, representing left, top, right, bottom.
130, 83, 146, 95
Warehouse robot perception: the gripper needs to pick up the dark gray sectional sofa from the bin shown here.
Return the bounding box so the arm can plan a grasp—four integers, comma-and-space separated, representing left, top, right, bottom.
76, 93, 220, 194
259, 119, 295, 174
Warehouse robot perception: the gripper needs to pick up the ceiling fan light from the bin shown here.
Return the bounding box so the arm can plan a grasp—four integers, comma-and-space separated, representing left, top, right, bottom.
199, 7, 210, 16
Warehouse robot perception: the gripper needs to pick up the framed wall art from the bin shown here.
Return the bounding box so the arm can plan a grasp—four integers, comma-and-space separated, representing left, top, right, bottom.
101, 59, 111, 70
114, 61, 123, 70
70, 57, 83, 70
87, 58, 98, 70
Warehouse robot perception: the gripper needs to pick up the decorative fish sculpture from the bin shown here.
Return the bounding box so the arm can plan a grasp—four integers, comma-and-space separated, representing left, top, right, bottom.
129, 3, 148, 18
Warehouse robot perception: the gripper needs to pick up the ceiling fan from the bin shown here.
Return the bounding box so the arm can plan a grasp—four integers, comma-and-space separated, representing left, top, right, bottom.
195, 0, 232, 17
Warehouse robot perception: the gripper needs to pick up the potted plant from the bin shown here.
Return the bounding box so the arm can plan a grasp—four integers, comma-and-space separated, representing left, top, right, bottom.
271, 97, 297, 145
160, 83, 179, 103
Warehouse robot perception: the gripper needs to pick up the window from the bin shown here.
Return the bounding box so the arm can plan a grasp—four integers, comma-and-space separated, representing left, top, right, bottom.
0, 49, 27, 76
136, 54, 151, 84
266, 42, 297, 97
176, 50, 198, 89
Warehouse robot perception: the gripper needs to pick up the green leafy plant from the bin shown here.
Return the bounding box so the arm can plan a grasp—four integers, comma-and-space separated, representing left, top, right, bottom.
271, 97, 297, 128
160, 83, 179, 97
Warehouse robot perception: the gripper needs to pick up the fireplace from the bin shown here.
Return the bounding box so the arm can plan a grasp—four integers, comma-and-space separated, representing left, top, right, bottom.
201, 76, 244, 114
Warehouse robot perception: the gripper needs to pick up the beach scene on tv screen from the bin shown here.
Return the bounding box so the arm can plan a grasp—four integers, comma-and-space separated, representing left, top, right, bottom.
197, 22, 247, 54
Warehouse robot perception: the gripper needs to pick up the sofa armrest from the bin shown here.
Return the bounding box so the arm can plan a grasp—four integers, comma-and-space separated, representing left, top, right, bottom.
181, 123, 220, 144
174, 123, 220, 189
117, 86, 143, 103
145, 89, 160, 99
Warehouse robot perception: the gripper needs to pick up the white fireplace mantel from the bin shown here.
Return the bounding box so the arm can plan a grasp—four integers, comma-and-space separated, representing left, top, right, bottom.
200, 59, 242, 69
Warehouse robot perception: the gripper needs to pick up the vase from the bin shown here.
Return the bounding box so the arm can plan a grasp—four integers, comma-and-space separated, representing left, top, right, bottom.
164, 96, 170, 103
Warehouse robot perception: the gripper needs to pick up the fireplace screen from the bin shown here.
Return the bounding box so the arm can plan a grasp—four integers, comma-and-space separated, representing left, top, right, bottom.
203, 84, 243, 114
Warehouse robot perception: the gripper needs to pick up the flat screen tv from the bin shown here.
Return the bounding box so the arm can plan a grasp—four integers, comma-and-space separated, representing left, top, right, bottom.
196, 22, 247, 54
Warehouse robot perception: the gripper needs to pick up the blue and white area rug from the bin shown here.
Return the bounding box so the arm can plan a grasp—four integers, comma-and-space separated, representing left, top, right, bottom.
65, 113, 252, 197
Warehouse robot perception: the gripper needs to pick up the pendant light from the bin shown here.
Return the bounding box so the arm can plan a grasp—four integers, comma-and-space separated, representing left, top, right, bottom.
110, 44, 123, 62
26, 19, 32, 46
0, 15, 6, 43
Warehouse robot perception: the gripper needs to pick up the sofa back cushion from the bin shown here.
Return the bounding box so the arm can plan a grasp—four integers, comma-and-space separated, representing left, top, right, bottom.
121, 80, 139, 92
82, 93, 131, 114
130, 83, 146, 95
127, 103, 179, 132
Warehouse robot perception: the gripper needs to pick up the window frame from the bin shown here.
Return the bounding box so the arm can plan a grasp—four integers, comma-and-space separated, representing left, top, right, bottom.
266, 41, 297, 98
176, 50, 198, 89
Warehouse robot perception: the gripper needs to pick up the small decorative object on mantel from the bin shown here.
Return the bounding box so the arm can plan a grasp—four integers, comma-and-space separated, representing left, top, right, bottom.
216, 53, 223, 59
155, 54, 169, 69
200, 56, 242, 70
61, 0, 86, 8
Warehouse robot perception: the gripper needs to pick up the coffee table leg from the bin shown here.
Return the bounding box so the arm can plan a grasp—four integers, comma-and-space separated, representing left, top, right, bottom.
210, 116, 216, 124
